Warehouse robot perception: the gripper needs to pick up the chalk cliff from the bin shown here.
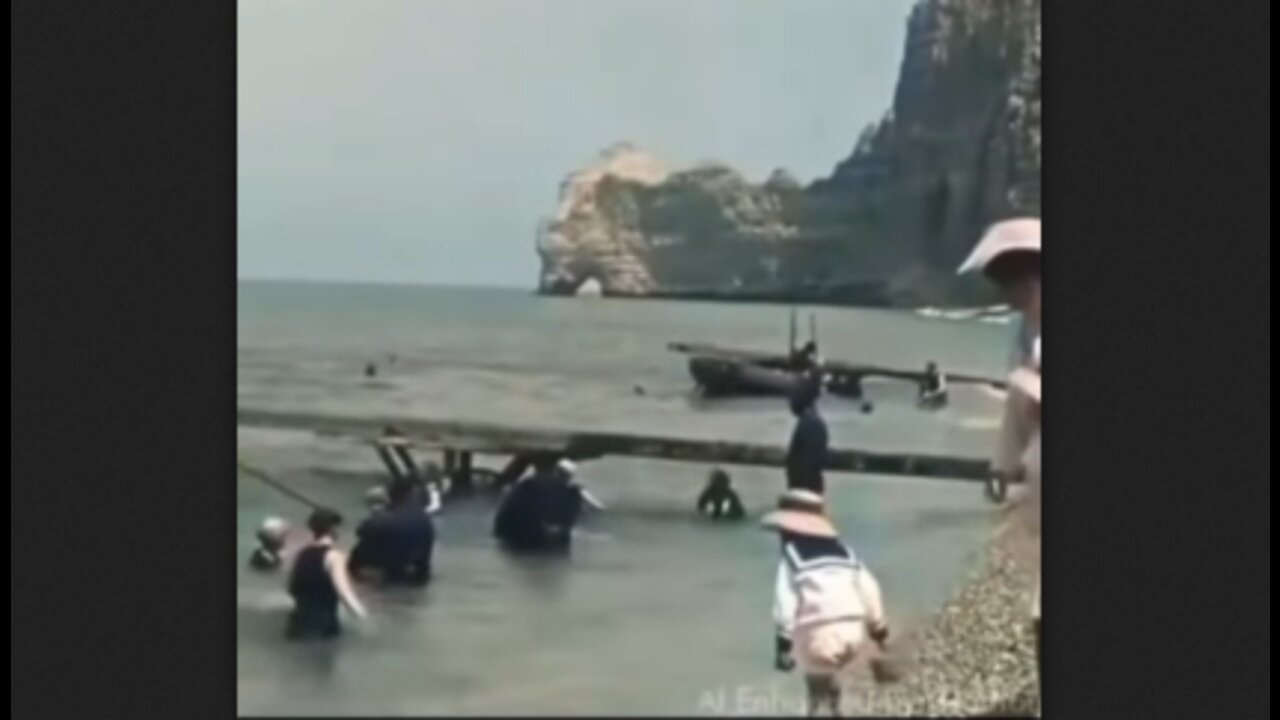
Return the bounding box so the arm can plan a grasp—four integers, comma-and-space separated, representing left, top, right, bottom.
536, 0, 1041, 306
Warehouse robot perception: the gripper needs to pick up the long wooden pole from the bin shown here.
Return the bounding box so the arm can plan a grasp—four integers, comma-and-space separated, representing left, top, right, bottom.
237, 459, 326, 510
240, 408, 992, 482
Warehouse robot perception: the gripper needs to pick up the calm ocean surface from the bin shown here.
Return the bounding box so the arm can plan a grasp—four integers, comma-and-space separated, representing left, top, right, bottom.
237, 281, 1013, 716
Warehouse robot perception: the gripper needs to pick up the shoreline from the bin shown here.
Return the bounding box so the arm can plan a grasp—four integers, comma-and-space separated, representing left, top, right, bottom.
533, 287, 1016, 318
537, 285, 896, 309
847, 510, 1040, 716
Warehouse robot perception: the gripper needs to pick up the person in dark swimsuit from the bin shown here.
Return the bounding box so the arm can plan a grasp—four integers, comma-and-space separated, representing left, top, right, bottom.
697, 468, 746, 521
286, 508, 367, 641
493, 457, 586, 554
349, 479, 436, 586
786, 383, 829, 495
347, 490, 389, 583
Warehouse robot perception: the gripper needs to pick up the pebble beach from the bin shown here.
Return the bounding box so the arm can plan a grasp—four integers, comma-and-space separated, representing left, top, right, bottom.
847, 506, 1040, 717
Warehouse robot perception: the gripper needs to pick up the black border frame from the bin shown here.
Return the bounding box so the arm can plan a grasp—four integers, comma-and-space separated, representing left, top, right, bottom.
12, 0, 1269, 717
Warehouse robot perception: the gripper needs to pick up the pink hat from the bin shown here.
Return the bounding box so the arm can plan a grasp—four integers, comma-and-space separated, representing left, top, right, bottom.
761, 489, 839, 538
958, 218, 1041, 275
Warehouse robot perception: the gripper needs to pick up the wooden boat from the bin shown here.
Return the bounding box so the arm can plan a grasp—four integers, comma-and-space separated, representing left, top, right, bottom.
688, 356, 812, 398
672, 309, 1007, 400
674, 344, 1006, 399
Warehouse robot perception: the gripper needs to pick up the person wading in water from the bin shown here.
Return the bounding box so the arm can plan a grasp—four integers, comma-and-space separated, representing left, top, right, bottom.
697, 468, 746, 521
349, 478, 437, 586
249, 516, 289, 572
786, 382, 829, 495
493, 457, 600, 553
918, 361, 949, 410
286, 508, 368, 641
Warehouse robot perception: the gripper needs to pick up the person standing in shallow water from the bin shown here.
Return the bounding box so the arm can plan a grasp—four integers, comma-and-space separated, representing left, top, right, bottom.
493, 457, 598, 553
286, 508, 368, 641
349, 479, 436, 586
347, 487, 390, 583
786, 383, 828, 495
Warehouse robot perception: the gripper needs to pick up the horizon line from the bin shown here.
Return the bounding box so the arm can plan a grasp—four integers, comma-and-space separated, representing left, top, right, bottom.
237, 276, 533, 291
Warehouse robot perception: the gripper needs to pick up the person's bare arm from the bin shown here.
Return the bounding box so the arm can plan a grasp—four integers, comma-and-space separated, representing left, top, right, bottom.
696, 488, 715, 515
993, 390, 1034, 480
578, 487, 607, 512
326, 550, 368, 619
424, 485, 443, 515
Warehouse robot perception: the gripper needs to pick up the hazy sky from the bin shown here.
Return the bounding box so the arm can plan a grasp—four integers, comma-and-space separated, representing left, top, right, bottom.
238, 0, 917, 286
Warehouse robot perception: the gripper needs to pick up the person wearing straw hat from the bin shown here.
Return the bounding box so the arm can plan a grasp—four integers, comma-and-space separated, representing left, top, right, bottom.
960, 218, 1043, 683
958, 217, 1041, 502
765, 489, 890, 716
958, 218, 1040, 359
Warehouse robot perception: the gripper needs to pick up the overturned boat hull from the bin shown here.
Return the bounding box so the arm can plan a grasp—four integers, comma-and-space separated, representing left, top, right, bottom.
688, 357, 805, 397
688, 357, 870, 400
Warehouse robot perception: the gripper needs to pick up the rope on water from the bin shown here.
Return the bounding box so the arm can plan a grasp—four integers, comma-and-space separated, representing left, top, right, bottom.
237, 459, 326, 510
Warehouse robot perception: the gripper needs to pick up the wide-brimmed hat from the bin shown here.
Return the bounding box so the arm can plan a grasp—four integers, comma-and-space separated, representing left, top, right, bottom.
1009, 367, 1041, 404
958, 218, 1041, 275
761, 489, 839, 538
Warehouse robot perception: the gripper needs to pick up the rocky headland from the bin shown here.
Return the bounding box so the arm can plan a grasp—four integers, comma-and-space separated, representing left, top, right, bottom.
536, 0, 1041, 308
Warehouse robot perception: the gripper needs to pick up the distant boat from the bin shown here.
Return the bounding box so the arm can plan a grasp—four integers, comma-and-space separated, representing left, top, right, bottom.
671, 308, 1007, 401
687, 355, 811, 398
672, 342, 1007, 398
